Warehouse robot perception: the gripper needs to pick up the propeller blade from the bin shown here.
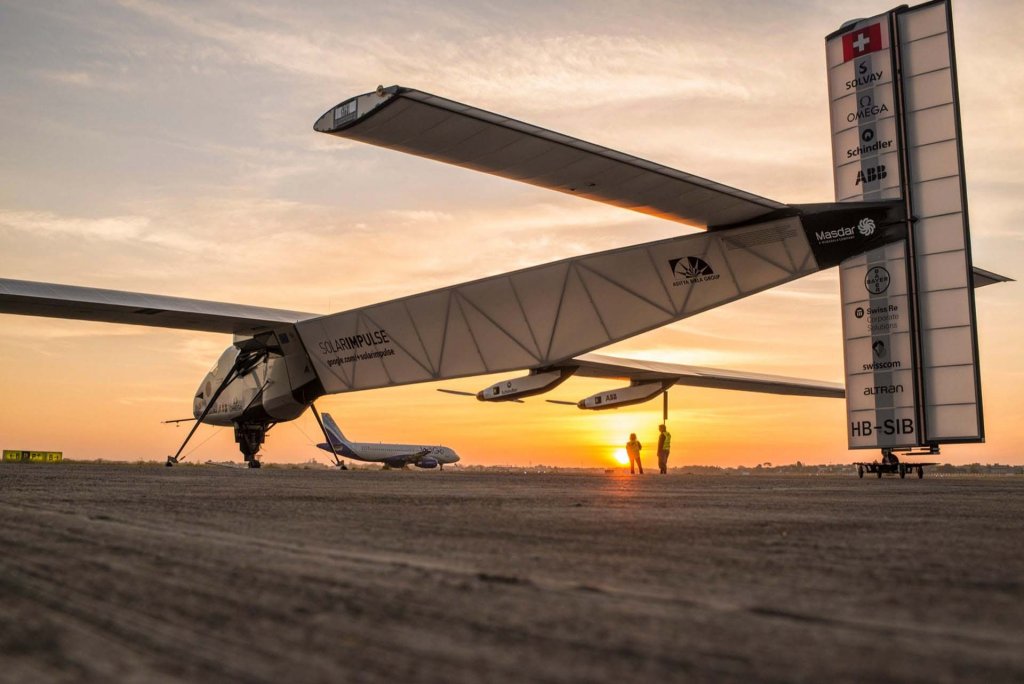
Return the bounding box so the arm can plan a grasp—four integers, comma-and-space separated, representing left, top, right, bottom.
545, 400, 577, 406
436, 389, 476, 397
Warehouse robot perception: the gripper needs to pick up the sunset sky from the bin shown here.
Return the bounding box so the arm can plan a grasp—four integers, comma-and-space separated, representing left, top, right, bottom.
1, 0, 1020, 467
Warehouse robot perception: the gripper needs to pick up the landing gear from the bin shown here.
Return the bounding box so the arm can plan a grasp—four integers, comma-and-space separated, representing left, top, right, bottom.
165, 346, 271, 467
234, 423, 266, 469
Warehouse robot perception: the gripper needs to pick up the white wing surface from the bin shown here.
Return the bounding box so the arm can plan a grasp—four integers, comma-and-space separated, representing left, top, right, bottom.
296, 215, 825, 393
314, 87, 789, 228
0, 278, 316, 335
572, 353, 845, 398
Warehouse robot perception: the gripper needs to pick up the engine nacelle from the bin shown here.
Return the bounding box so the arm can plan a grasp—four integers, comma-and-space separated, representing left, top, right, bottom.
477, 368, 576, 402
577, 380, 675, 410
414, 457, 440, 469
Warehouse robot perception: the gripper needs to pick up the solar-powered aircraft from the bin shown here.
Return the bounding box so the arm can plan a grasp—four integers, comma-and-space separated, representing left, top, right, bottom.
0, 86, 861, 467
0, 1, 1008, 468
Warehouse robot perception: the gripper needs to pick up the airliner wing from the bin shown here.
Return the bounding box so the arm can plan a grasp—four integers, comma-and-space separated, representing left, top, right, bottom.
315, 86, 789, 229
0, 278, 317, 335
381, 449, 431, 468
571, 352, 845, 398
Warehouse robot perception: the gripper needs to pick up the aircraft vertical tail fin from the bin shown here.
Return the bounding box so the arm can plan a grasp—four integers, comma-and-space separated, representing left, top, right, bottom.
321, 413, 351, 446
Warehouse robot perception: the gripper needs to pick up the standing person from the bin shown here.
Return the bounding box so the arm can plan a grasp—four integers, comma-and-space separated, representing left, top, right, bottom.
657, 424, 672, 474
626, 433, 643, 475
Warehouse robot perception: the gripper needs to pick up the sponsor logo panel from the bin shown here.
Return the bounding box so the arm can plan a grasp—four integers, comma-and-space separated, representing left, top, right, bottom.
311, 326, 399, 371
841, 23, 884, 62
830, 90, 895, 128
833, 151, 901, 200
846, 366, 916, 411
666, 256, 721, 287
846, 299, 910, 335
848, 411, 918, 447
842, 332, 914, 376
864, 265, 890, 294
833, 122, 899, 166
845, 125, 895, 160
802, 207, 906, 268
827, 54, 893, 102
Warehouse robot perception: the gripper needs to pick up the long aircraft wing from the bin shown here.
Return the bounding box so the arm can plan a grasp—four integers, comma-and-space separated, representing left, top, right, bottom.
2, 261, 1001, 400
572, 353, 845, 398
0, 278, 316, 335
314, 86, 790, 229
2, 265, 1002, 338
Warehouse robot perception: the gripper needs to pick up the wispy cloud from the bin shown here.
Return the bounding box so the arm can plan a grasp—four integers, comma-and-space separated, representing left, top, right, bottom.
0, 211, 150, 241
36, 68, 132, 91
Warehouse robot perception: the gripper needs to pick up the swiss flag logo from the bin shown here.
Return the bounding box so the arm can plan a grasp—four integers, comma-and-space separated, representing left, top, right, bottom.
842, 23, 883, 62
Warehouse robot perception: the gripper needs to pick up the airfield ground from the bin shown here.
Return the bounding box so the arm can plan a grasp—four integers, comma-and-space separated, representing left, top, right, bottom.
0, 464, 1021, 683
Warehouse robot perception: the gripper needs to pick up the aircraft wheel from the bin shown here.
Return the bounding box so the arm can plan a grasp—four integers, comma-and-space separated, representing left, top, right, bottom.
877, 469, 882, 479
918, 467, 924, 479
899, 464, 906, 479
858, 465, 864, 479
248, 460, 261, 469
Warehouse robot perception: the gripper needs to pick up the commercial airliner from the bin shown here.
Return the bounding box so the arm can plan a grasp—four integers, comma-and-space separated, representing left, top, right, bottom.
315, 413, 458, 469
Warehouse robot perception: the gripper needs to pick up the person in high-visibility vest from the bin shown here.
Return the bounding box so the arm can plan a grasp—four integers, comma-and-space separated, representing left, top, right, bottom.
657, 424, 671, 474
625, 433, 643, 475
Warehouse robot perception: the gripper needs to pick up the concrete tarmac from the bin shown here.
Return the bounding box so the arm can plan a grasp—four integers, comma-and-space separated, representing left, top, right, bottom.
0, 463, 1021, 683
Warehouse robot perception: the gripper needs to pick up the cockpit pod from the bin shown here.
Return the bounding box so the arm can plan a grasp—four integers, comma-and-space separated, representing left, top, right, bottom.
192, 328, 321, 427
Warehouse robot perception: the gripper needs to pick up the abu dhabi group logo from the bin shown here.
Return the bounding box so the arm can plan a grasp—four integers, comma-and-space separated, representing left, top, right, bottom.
668, 256, 720, 287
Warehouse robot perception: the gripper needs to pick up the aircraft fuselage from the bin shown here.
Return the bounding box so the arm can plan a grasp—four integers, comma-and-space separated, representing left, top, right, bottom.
193, 345, 316, 427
